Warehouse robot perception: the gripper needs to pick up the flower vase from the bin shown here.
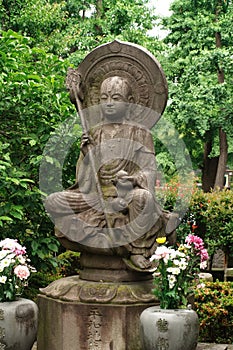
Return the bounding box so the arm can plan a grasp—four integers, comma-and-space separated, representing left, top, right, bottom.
0, 298, 38, 350
140, 306, 199, 350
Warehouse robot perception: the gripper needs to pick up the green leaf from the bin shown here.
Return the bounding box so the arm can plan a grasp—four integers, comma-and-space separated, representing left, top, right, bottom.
0, 216, 13, 222
29, 139, 37, 146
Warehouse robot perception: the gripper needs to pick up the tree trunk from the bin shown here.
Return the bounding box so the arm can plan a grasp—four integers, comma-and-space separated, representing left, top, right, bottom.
214, 127, 228, 189
94, 0, 103, 33
202, 10, 228, 192
202, 133, 219, 192
96, 0, 103, 17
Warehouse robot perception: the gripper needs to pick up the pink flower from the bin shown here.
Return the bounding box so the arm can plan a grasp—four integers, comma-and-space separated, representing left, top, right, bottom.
185, 234, 204, 251
14, 265, 30, 280
200, 248, 209, 262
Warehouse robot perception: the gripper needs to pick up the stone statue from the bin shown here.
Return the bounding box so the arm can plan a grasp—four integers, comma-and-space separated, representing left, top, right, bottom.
38, 41, 179, 349
44, 40, 177, 271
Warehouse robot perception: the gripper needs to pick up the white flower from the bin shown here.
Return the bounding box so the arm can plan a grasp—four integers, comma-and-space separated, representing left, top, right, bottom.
151, 246, 171, 264
177, 258, 188, 270
167, 267, 181, 275
176, 251, 186, 258
168, 249, 177, 260
200, 261, 207, 269
0, 250, 10, 260
0, 238, 17, 250
17, 255, 26, 264
14, 265, 30, 280
1, 258, 12, 269
173, 259, 181, 266
168, 275, 176, 289
0, 276, 7, 284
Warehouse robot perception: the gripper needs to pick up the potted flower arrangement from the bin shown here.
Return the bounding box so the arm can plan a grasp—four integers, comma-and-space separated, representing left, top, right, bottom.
140, 234, 209, 350
0, 238, 38, 350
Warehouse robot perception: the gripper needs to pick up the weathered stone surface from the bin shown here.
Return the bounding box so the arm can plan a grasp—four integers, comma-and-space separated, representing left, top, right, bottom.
40, 276, 156, 304
44, 39, 177, 272
197, 344, 229, 350
37, 294, 155, 350
33, 342, 233, 350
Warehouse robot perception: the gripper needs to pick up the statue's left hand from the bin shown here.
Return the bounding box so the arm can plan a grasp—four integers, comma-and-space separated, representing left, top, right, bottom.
112, 198, 128, 212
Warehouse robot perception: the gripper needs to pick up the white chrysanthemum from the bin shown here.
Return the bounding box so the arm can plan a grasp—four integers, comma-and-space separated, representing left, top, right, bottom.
1, 258, 12, 268
0, 250, 11, 260
178, 258, 188, 270
167, 267, 181, 275
169, 249, 178, 260
168, 275, 176, 289
173, 259, 180, 266
0, 276, 7, 284
176, 251, 186, 258
0, 238, 17, 250
17, 255, 26, 264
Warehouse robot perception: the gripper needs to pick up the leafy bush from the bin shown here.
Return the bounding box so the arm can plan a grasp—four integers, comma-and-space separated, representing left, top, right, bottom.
22, 271, 61, 301
57, 251, 81, 277
22, 251, 81, 300
194, 281, 233, 344
0, 30, 75, 272
159, 177, 233, 262
184, 188, 233, 262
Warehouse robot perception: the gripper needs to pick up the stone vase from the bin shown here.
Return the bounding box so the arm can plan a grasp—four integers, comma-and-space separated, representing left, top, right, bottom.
0, 298, 38, 350
140, 306, 199, 350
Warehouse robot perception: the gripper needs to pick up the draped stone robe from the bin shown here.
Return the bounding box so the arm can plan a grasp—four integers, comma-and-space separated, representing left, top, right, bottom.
45, 122, 167, 258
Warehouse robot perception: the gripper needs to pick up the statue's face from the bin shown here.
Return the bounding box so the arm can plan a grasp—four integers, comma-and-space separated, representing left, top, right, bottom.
100, 76, 132, 121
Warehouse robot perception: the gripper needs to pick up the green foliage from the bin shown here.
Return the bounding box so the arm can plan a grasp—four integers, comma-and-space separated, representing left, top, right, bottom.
1, 0, 159, 61
0, 1, 163, 278
0, 29, 75, 271
22, 270, 61, 301
22, 251, 81, 300
160, 0, 233, 181
57, 251, 81, 277
188, 188, 233, 257
156, 175, 195, 212
194, 281, 233, 343
159, 176, 233, 259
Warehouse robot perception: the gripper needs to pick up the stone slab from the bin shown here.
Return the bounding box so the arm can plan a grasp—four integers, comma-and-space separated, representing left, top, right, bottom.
37, 294, 155, 350
33, 341, 232, 350
197, 344, 229, 350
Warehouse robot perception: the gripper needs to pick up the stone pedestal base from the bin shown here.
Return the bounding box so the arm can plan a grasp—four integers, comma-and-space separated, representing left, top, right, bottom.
37, 294, 155, 350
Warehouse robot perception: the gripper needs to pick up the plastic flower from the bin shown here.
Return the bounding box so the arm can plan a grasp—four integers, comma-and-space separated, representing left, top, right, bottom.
151, 234, 209, 309
0, 238, 35, 302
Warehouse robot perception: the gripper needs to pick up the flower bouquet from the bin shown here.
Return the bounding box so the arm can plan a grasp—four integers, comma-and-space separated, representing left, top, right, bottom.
150, 234, 209, 309
0, 238, 36, 302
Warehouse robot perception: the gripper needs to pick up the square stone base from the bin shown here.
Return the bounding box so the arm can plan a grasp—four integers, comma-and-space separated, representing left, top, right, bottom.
37, 294, 154, 350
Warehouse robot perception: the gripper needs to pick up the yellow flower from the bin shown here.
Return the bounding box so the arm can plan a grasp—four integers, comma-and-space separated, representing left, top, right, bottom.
156, 237, 166, 244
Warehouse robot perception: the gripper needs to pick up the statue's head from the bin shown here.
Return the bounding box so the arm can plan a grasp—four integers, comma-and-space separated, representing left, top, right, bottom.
100, 76, 133, 121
